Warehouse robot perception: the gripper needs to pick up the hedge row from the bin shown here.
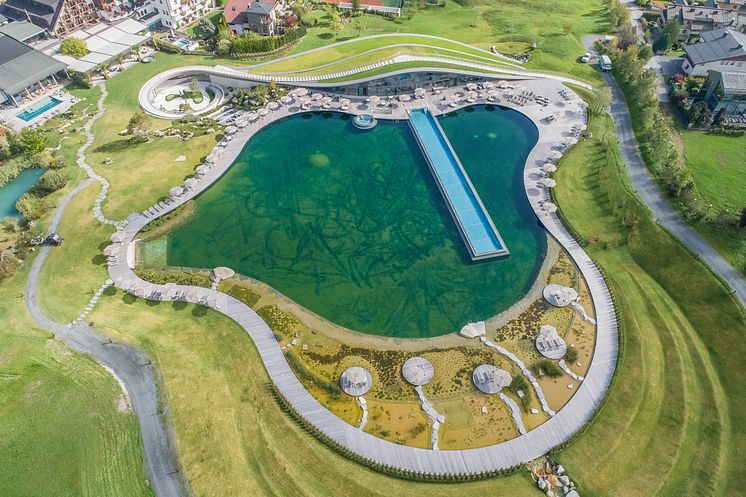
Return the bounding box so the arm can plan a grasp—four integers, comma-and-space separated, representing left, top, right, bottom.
230, 26, 306, 55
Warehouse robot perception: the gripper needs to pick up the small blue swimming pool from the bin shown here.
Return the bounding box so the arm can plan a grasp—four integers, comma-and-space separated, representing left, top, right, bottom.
17, 97, 62, 122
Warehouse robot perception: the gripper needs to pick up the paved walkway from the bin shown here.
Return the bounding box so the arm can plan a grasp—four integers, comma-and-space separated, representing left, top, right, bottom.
24, 87, 188, 497
111, 78, 618, 475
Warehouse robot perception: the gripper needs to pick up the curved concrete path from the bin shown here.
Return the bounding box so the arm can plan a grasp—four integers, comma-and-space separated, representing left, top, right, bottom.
115, 78, 618, 475
24, 88, 188, 497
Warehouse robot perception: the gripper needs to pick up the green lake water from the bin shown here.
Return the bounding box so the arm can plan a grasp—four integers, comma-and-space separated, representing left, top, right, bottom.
153, 106, 544, 338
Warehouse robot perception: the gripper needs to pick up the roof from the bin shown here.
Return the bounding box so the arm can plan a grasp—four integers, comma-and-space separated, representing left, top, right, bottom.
714, 70, 746, 90
0, 33, 67, 94
0, 0, 59, 28
247, 0, 276, 14
0, 14, 8, 24
47, 19, 150, 72
685, 28, 746, 65
224, 0, 275, 24
665, 3, 741, 25
0, 20, 46, 41
690, 58, 746, 75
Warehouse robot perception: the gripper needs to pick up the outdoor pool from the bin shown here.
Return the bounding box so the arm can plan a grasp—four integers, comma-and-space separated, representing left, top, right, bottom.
17, 96, 62, 122
146, 106, 543, 338
0, 168, 43, 218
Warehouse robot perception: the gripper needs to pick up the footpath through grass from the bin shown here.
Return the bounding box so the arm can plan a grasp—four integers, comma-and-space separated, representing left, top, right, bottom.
552, 105, 745, 496
0, 264, 152, 497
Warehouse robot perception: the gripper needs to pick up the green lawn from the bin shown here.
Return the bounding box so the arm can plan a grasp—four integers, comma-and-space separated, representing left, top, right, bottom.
185, 10, 224, 39
683, 131, 746, 213
281, 0, 606, 84
0, 266, 152, 497
681, 131, 746, 273
552, 101, 745, 496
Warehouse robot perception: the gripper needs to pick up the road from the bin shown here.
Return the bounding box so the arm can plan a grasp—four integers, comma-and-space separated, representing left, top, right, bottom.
24, 187, 189, 495
583, 36, 746, 309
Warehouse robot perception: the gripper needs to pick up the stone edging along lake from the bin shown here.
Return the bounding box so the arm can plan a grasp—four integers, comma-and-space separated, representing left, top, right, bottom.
106, 75, 618, 475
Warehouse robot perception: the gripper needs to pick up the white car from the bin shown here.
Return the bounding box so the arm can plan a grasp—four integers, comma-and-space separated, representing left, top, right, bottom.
581, 52, 591, 63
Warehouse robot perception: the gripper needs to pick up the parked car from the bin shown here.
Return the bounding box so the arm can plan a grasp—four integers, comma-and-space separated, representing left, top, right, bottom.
600, 54, 612, 72
581, 52, 591, 63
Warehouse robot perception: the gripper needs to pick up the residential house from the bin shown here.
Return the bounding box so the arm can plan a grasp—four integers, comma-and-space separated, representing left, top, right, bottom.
682, 28, 746, 74
701, 66, 746, 115
133, 0, 214, 30
702, 0, 745, 12
0, 0, 98, 35
662, 3, 745, 42
224, 0, 277, 36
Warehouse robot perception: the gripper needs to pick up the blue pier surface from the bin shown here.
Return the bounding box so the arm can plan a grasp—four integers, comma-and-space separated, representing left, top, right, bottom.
407, 108, 508, 260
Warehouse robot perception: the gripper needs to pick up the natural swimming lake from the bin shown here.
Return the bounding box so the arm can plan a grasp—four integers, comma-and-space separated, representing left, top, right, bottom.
147, 106, 544, 338
0, 168, 43, 218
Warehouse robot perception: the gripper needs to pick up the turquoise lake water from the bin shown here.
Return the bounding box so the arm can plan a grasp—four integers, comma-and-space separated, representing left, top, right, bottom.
0, 168, 43, 218
153, 106, 544, 338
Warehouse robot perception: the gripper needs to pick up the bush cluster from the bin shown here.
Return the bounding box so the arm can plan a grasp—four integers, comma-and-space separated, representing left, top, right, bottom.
134, 268, 212, 287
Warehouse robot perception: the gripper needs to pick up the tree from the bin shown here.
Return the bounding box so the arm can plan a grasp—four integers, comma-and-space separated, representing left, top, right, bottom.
616, 23, 639, 50
739, 207, 746, 228
652, 33, 670, 53
8, 128, 46, 155
190, 77, 199, 93
216, 37, 232, 55
127, 113, 153, 141
352, 0, 361, 10
662, 19, 680, 41
687, 101, 708, 127
638, 45, 653, 61
60, 37, 89, 58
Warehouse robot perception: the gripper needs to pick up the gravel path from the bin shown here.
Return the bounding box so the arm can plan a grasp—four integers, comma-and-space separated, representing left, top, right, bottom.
23, 88, 188, 497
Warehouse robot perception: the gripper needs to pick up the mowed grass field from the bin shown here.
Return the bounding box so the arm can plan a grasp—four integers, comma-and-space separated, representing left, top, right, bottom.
682, 131, 746, 273
288, 0, 607, 82
552, 103, 746, 496
683, 132, 746, 212
0, 266, 153, 497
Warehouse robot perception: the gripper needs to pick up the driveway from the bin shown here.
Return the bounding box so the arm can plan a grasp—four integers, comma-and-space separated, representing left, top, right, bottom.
581, 35, 746, 308
25, 179, 188, 497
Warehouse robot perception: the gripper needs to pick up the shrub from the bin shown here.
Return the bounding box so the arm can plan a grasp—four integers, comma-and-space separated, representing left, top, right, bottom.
60, 37, 89, 58
36, 170, 67, 194
565, 347, 578, 363
0, 251, 20, 280
222, 282, 260, 307
535, 359, 563, 377
134, 268, 211, 287
15, 193, 47, 220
